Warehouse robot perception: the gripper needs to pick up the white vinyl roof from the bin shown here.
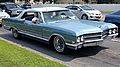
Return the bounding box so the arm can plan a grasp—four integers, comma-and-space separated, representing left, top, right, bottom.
25, 7, 68, 12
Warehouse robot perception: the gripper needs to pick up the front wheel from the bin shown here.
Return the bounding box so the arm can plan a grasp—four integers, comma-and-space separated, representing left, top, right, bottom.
12, 29, 21, 39
53, 36, 68, 53
81, 14, 88, 20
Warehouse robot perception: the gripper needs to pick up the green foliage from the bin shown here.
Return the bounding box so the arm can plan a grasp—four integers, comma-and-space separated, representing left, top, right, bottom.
0, 40, 67, 67
82, 0, 89, 3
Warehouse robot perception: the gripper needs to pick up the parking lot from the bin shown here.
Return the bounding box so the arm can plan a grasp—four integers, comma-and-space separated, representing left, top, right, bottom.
0, 3, 120, 67
0, 27, 120, 67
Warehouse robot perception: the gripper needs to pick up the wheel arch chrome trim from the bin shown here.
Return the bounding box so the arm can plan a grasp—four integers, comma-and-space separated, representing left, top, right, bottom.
48, 33, 66, 43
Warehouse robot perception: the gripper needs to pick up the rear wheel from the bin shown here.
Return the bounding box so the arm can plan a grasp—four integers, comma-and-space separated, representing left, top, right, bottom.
53, 36, 68, 53
12, 29, 21, 39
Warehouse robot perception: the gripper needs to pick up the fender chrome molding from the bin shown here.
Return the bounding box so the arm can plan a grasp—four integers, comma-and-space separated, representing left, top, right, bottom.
18, 31, 49, 41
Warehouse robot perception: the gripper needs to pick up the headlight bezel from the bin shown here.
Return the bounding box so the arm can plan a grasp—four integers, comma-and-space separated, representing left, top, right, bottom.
112, 29, 116, 34
108, 29, 112, 35
108, 28, 117, 35
77, 36, 84, 43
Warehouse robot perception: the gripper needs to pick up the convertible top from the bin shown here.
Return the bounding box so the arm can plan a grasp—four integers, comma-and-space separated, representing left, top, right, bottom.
24, 7, 68, 12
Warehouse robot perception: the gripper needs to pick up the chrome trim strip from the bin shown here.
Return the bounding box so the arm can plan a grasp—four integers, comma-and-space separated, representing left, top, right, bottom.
49, 33, 65, 41
84, 39, 103, 43
84, 35, 102, 38
66, 39, 103, 47
18, 31, 49, 41
108, 33, 118, 36
66, 42, 83, 47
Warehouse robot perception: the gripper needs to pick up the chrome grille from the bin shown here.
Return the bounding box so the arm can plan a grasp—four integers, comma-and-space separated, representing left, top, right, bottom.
83, 32, 102, 41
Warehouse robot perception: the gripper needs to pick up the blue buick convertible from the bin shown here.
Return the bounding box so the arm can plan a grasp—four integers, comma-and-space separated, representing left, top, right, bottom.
2, 7, 118, 53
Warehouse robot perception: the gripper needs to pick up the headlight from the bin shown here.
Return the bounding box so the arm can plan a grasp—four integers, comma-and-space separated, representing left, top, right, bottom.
77, 37, 81, 42
80, 36, 84, 42
77, 36, 84, 42
89, 13, 94, 15
109, 30, 112, 34
112, 29, 116, 34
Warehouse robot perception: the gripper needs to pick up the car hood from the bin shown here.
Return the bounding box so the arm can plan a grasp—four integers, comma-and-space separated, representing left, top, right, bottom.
80, 20, 117, 30
84, 10, 101, 14
106, 14, 120, 18
48, 19, 102, 36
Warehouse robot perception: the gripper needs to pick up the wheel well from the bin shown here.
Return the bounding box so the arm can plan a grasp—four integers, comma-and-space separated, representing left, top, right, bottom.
82, 14, 87, 17
49, 35, 57, 45
9, 27, 14, 31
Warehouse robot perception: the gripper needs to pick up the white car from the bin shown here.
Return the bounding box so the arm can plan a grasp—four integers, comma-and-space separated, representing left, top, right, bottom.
0, 9, 10, 26
66, 5, 102, 20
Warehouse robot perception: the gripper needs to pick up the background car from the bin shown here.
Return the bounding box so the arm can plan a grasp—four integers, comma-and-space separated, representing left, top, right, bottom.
105, 10, 120, 35
66, 5, 102, 20
20, 4, 31, 9
0, 2, 24, 16
0, 8, 10, 27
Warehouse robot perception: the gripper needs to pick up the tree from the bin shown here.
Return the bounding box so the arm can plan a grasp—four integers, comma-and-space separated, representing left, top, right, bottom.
42, 0, 53, 4
53, 0, 58, 3
0, 0, 14, 2
82, 0, 89, 3
25, 0, 29, 3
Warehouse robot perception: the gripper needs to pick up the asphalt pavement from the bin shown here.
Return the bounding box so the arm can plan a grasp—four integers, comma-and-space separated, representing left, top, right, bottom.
0, 28, 120, 67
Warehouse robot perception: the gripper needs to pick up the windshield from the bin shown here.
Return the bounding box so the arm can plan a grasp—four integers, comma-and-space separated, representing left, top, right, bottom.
80, 6, 94, 10
6, 4, 20, 9
43, 10, 78, 23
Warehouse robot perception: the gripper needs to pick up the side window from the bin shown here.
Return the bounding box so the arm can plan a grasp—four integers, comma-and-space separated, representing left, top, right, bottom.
71, 6, 78, 10
21, 12, 37, 21
21, 12, 43, 23
0, 5, 6, 10
0, 5, 1, 9
66, 6, 72, 9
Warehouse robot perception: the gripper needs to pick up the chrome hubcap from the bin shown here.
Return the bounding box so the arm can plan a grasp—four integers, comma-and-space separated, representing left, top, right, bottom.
54, 37, 65, 52
13, 30, 18, 38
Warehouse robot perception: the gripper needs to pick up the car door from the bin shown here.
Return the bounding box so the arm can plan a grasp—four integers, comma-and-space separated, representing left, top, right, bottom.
20, 12, 43, 37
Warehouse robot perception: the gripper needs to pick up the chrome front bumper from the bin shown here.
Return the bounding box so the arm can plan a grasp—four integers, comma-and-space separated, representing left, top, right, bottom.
66, 39, 103, 50
66, 33, 118, 50
103, 33, 118, 40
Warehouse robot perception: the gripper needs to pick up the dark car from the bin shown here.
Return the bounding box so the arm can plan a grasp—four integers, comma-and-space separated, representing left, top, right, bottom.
105, 10, 120, 35
20, 4, 31, 9
0, 2, 24, 16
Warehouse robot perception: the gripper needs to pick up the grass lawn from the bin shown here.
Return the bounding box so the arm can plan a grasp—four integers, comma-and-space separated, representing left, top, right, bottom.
100, 10, 115, 13
0, 39, 67, 67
